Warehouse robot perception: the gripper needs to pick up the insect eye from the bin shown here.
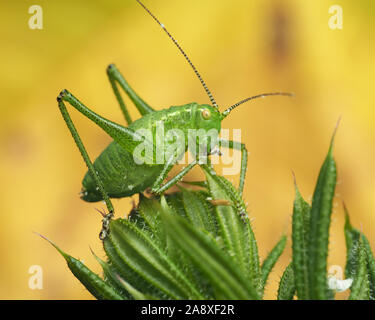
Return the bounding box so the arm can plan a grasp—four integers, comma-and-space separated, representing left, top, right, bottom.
201, 109, 211, 119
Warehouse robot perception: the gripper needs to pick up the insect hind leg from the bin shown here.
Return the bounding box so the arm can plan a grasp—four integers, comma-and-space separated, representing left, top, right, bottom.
57, 92, 114, 240
107, 64, 154, 125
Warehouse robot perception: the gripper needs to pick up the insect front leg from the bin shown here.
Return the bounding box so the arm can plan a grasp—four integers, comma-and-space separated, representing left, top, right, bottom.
219, 139, 248, 196
107, 64, 154, 125
57, 94, 114, 240
151, 156, 197, 195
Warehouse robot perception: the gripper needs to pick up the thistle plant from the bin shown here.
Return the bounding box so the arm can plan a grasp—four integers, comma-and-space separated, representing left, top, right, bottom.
44, 131, 375, 300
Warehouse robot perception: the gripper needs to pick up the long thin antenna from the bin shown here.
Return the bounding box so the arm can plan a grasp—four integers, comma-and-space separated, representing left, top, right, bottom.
222, 92, 294, 118
136, 0, 218, 108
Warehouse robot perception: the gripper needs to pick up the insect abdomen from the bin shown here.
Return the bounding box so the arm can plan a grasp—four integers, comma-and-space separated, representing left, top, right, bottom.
81, 103, 200, 202
81, 141, 162, 202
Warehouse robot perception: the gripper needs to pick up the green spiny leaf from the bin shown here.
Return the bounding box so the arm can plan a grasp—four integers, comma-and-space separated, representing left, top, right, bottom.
343, 207, 372, 300
160, 202, 260, 300
361, 234, 375, 299
292, 182, 311, 299
91, 249, 132, 299
307, 130, 337, 299
165, 192, 187, 219
202, 165, 261, 291
181, 187, 217, 234
137, 194, 163, 232
161, 195, 215, 299
65, 255, 123, 300
261, 235, 287, 292
116, 275, 159, 300
103, 233, 167, 298
247, 221, 262, 294
104, 218, 204, 299
349, 238, 370, 300
277, 263, 295, 300
344, 206, 361, 279
39, 234, 123, 300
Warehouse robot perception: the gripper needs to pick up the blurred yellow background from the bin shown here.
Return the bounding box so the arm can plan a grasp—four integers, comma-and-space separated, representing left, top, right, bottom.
0, 0, 374, 299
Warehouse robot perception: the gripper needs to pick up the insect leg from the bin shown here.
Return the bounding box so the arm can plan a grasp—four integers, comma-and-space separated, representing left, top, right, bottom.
57, 94, 114, 239
58, 89, 154, 164
219, 139, 248, 196
107, 64, 154, 124
151, 157, 197, 195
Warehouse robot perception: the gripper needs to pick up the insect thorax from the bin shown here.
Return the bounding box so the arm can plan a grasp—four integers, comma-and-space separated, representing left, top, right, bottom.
128, 102, 222, 158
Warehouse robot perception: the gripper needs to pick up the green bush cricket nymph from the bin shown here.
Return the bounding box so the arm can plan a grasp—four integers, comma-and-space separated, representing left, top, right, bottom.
57, 0, 293, 239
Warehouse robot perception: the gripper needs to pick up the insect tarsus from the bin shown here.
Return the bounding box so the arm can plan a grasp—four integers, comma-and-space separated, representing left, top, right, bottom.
99, 211, 114, 240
